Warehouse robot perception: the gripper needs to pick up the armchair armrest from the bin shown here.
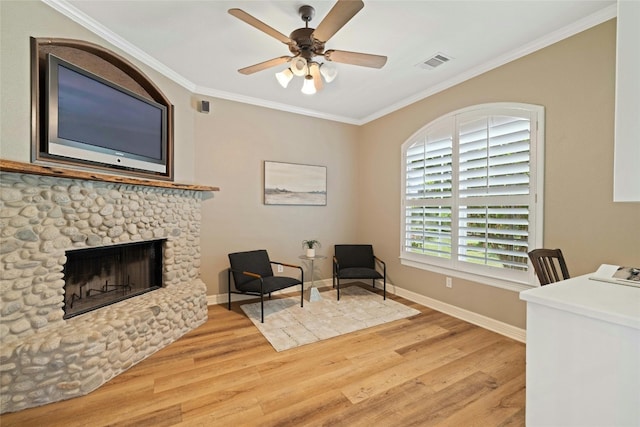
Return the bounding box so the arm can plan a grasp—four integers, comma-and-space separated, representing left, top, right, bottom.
228, 267, 262, 280
374, 256, 386, 276
227, 267, 266, 296
271, 261, 301, 270
241, 271, 261, 279
269, 261, 304, 281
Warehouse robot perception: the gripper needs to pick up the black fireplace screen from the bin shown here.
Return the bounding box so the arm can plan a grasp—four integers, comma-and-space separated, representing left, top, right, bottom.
63, 239, 164, 319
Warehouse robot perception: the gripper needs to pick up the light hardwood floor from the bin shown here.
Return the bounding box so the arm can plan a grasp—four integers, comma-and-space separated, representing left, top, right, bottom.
1, 284, 526, 426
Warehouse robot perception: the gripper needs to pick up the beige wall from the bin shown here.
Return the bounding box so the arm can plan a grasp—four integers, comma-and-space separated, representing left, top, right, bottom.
358, 19, 639, 328
194, 100, 360, 297
2, 2, 637, 329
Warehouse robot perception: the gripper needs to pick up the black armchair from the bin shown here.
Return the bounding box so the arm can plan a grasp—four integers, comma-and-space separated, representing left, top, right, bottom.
333, 244, 386, 301
228, 250, 303, 323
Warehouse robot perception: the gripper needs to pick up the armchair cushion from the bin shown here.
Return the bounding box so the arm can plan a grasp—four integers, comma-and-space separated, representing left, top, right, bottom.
238, 276, 302, 294
337, 267, 382, 280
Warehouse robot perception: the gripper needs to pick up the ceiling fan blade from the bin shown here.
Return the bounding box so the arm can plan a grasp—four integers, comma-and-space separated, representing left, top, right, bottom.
324, 50, 387, 68
312, 0, 364, 43
238, 56, 291, 75
310, 63, 323, 92
228, 8, 291, 44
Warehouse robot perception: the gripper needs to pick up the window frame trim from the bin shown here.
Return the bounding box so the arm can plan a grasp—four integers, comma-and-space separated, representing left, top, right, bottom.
399, 102, 545, 291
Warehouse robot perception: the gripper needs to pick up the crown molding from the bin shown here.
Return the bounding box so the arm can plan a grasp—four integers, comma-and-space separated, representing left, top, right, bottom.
193, 85, 361, 125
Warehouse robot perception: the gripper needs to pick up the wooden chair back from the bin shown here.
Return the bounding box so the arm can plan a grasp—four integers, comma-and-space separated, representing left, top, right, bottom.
528, 248, 570, 285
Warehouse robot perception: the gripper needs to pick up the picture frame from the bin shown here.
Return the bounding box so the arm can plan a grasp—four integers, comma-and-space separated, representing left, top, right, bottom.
264, 161, 327, 206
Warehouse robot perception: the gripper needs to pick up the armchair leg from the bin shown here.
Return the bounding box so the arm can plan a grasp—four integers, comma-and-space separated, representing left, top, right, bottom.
383, 265, 386, 300
258, 279, 265, 323
337, 278, 340, 301
260, 293, 264, 323
227, 269, 232, 311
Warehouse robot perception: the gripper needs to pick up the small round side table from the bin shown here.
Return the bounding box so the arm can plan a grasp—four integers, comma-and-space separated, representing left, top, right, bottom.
298, 254, 326, 301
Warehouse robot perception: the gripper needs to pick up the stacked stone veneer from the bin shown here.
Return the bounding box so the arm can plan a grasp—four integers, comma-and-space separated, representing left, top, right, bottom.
0, 172, 209, 414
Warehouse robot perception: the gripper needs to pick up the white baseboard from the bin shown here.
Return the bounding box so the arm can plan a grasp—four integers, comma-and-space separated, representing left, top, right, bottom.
210, 278, 526, 343
390, 285, 526, 343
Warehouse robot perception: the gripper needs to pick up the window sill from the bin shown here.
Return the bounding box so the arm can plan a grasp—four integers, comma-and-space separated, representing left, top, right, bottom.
400, 257, 535, 293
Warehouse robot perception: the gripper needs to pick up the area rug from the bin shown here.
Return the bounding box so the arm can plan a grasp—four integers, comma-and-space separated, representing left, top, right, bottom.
240, 285, 421, 352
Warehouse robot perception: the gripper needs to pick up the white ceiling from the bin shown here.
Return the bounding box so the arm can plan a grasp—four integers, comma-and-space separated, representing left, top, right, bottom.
50, 0, 616, 124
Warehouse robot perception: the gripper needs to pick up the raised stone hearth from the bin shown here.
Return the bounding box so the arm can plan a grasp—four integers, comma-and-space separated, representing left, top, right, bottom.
0, 165, 214, 414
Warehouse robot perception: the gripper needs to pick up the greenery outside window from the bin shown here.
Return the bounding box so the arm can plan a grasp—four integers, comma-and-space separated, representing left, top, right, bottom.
400, 103, 544, 289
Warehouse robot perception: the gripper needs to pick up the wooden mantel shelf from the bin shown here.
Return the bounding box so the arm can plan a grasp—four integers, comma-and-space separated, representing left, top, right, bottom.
0, 159, 219, 192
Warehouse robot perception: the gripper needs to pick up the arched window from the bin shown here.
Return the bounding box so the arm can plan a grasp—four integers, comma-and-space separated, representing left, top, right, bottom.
401, 103, 544, 289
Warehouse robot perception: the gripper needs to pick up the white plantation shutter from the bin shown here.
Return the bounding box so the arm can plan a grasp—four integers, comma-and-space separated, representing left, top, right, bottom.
457, 113, 531, 272
458, 115, 531, 198
404, 205, 452, 259
404, 118, 454, 259
401, 104, 543, 287
458, 205, 530, 269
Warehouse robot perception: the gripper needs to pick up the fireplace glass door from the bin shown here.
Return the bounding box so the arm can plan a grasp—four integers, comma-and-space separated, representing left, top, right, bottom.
63, 239, 164, 318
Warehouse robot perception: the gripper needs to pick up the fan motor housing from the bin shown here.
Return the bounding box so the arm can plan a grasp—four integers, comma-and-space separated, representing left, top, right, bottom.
289, 27, 324, 58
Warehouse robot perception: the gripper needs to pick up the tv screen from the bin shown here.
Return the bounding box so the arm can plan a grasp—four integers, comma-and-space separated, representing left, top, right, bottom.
46, 54, 168, 174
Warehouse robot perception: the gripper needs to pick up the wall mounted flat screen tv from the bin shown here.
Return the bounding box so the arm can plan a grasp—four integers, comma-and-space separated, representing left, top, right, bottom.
45, 54, 168, 175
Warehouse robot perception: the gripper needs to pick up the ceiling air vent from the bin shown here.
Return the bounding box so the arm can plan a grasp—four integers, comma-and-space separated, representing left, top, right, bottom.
417, 53, 453, 70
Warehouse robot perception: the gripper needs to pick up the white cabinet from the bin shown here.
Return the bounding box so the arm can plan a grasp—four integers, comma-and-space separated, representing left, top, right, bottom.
614, 0, 640, 201
520, 276, 640, 426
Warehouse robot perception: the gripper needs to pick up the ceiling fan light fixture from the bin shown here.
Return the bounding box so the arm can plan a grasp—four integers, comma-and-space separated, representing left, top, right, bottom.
275, 68, 294, 88
291, 57, 308, 76
319, 62, 338, 83
230, 1, 386, 95
301, 74, 316, 95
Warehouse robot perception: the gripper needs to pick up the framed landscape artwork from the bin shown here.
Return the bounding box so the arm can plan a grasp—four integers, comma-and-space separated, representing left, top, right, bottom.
264, 161, 327, 206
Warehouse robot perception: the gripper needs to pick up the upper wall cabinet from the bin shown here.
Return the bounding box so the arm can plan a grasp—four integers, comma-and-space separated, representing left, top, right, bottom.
613, 1, 640, 202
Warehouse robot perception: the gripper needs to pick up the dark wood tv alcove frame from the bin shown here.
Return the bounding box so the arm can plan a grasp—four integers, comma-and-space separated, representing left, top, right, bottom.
31, 37, 175, 181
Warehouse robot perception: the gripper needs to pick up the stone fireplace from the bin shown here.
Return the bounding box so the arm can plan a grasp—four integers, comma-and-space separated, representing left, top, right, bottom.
0, 161, 216, 414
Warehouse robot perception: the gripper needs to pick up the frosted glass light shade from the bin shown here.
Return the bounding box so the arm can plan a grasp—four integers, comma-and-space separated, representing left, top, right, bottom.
301, 75, 316, 95
309, 62, 323, 92
320, 63, 338, 82
291, 57, 308, 76
275, 68, 293, 88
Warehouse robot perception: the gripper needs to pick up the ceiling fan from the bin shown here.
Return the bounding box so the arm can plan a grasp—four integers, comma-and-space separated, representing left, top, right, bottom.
228, 0, 387, 94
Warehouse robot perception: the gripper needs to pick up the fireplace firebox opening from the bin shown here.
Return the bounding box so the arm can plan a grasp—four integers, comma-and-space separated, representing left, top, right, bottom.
63, 239, 165, 319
